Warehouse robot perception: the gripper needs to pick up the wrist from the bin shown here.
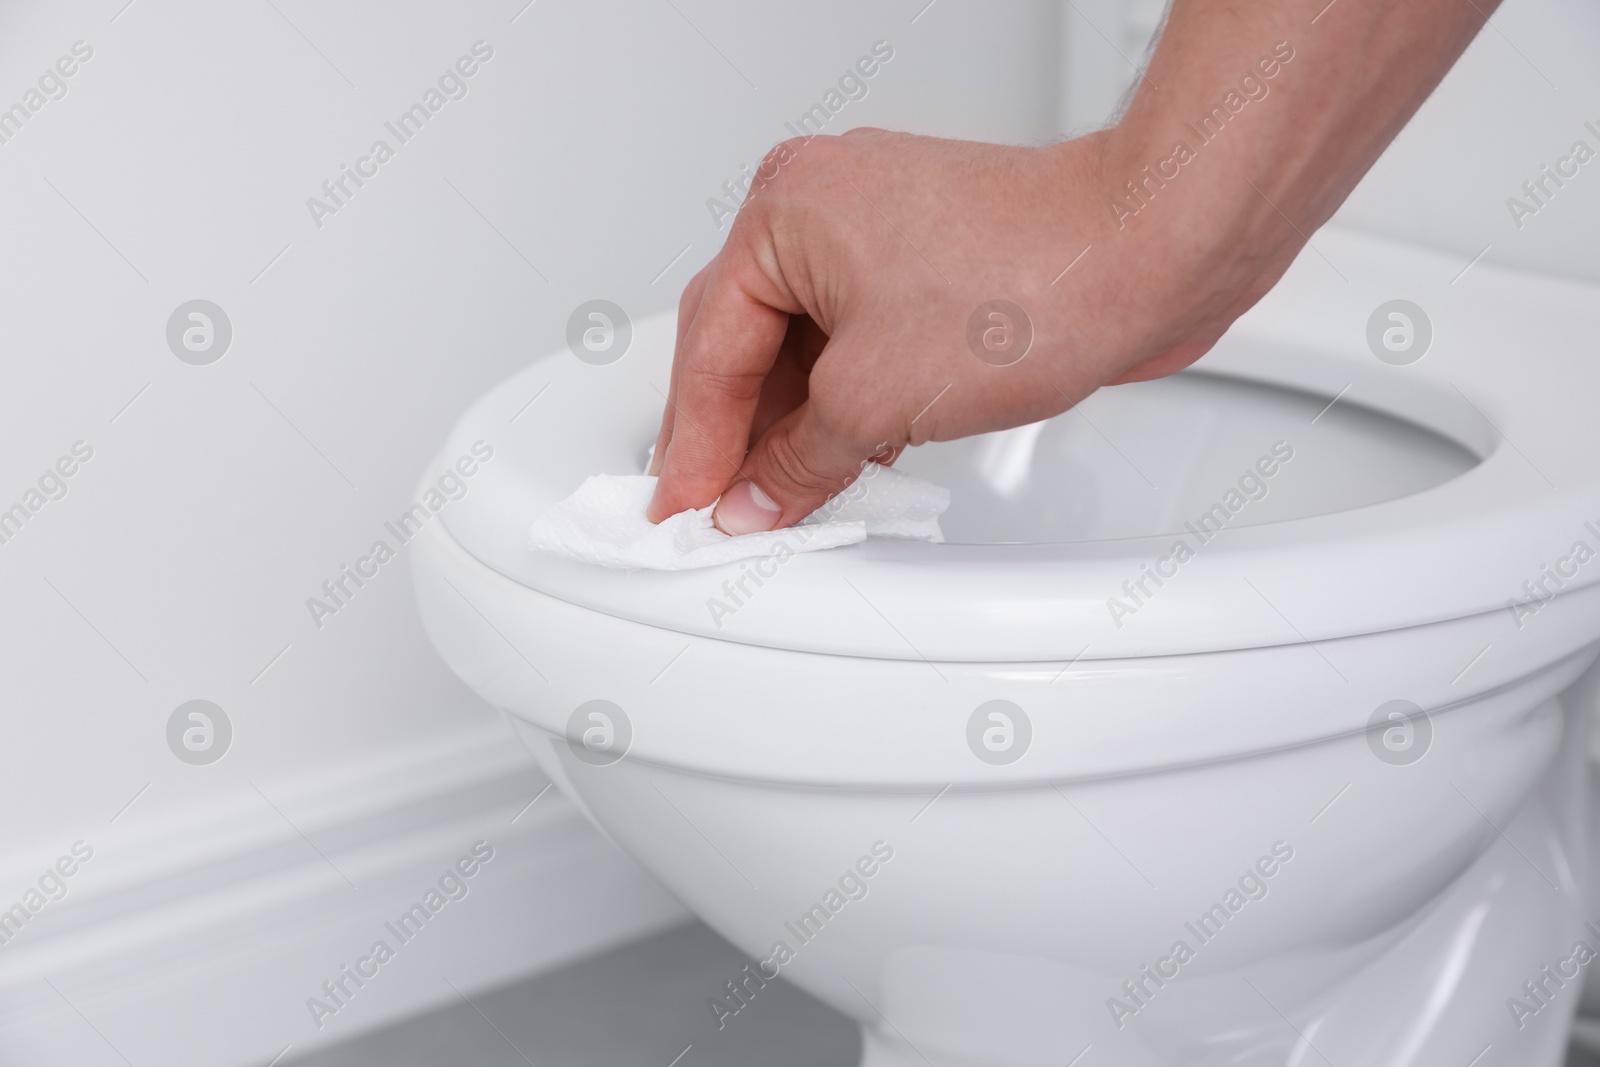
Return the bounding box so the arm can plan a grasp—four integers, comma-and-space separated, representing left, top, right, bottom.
1032, 121, 1293, 372
1098, 114, 1279, 256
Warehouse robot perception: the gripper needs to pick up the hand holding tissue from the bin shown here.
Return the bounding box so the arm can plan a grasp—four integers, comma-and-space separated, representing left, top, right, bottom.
527, 465, 950, 570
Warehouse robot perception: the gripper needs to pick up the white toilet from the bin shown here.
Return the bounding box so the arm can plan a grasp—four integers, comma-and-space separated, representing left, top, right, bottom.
412, 223, 1600, 1065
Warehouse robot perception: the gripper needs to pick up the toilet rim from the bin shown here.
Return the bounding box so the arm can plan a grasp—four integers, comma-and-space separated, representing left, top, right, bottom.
431, 227, 1600, 662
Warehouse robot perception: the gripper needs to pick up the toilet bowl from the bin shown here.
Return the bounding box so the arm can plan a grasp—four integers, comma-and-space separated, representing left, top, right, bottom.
412, 226, 1600, 1066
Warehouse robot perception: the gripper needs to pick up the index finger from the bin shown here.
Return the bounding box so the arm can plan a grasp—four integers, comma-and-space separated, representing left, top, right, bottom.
646, 249, 794, 523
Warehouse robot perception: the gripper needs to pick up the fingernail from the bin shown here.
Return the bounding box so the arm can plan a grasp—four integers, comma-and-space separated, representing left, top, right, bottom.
714, 480, 782, 535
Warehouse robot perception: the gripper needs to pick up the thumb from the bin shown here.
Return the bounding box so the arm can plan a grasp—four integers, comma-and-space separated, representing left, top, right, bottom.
713, 398, 886, 535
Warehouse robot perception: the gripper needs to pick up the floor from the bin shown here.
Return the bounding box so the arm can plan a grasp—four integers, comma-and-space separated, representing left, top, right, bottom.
283, 922, 858, 1067
287, 921, 1600, 1067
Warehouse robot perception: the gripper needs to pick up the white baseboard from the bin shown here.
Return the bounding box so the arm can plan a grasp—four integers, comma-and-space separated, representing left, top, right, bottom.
0, 716, 689, 1067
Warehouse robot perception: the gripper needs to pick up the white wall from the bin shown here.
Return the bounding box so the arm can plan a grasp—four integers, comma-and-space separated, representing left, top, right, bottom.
0, 2, 1059, 1064
1334, 0, 1600, 284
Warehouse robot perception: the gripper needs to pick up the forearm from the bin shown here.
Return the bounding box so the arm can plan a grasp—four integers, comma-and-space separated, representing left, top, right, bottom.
1090, 0, 1494, 301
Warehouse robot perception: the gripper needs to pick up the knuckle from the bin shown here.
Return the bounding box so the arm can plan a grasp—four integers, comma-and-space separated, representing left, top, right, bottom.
684, 362, 765, 406
759, 429, 838, 499
676, 267, 710, 321
764, 137, 807, 170
762, 134, 842, 185
749, 140, 802, 197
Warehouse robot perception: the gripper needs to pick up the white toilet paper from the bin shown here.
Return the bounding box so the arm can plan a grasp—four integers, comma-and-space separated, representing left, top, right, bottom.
527, 465, 950, 570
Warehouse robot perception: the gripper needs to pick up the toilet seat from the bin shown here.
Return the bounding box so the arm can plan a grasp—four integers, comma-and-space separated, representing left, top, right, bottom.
433, 226, 1600, 663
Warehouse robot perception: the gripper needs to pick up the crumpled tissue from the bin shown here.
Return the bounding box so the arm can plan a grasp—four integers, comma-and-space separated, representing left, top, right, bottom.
527, 466, 949, 570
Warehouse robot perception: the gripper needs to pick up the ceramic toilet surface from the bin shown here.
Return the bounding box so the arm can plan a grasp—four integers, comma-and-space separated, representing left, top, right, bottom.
413, 226, 1600, 1067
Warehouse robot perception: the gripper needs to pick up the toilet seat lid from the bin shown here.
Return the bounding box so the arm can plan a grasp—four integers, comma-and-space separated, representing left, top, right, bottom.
430, 228, 1600, 662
